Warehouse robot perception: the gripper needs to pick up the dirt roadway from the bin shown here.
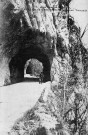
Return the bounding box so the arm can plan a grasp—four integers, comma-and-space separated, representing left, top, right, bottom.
0, 81, 50, 135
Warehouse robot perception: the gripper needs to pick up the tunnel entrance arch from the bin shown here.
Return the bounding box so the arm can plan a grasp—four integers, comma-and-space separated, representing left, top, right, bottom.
24, 59, 32, 76
24, 58, 43, 78
9, 46, 51, 84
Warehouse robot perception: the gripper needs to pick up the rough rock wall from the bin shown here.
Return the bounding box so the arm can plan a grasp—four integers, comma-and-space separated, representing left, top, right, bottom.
0, 0, 87, 85
0, 0, 70, 86
0, 0, 88, 134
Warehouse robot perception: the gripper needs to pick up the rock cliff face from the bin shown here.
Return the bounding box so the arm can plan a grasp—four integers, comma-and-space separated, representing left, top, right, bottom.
0, 0, 87, 86
0, 0, 71, 85
0, 0, 88, 134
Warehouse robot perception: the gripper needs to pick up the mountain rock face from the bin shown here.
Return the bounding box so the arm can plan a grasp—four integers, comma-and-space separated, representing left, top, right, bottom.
0, 1, 87, 85
0, 0, 71, 86
0, 0, 88, 134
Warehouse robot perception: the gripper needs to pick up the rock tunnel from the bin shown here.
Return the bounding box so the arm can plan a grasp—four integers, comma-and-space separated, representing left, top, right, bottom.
9, 46, 51, 84
24, 59, 43, 77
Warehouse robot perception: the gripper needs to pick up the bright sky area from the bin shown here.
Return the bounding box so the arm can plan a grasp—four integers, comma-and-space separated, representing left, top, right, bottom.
70, 0, 88, 48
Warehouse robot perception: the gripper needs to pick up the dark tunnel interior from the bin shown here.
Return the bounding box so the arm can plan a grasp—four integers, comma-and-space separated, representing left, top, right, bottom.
9, 46, 51, 84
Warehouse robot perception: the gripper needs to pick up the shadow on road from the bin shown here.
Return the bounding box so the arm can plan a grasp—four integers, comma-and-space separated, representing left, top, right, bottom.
23, 77, 39, 82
